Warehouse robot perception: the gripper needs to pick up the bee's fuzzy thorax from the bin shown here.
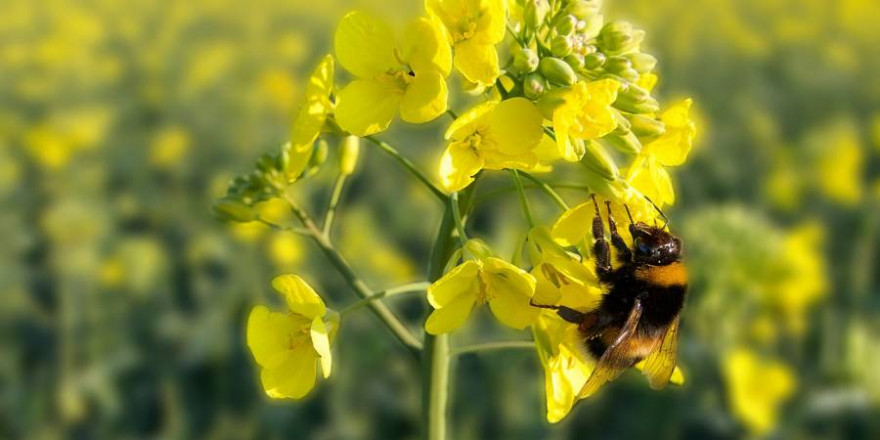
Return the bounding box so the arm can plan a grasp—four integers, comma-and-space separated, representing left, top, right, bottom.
633, 261, 688, 288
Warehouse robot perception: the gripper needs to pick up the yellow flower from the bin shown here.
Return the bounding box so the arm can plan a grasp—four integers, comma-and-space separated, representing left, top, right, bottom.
247, 275, 338, 399
425, 257, 537, 334
287, 55, 334, 180
547, 79, 620, 162
439, 97, 544, 192
334, 11, 451, 136
550, 189, 656, 247
528, 227, 602, 309
626, 99, 696, 206
426, 0, 507, 87
533, 313, 595, 423
772, 223, 827, 335
150, 126, 190, 167
723, 348, 796, 435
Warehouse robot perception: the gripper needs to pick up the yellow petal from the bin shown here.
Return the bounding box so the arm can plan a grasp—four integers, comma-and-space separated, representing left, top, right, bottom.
335, 79, 402, 136
310, 317, 333, 379
444, 101, 496, 141
271, 275, 326, 319
289, 55, 334, 177
474, 0, 508, 45
487, 97, 544, 156
401, 70, 448, 124
247, 306, 305, 369
439, 141, 486, 192
550, 201, 594, 247
334, 11, 398, 78
482, 151, 538, 171
425, 292, 477, 334
401, 17, 452, 76
454, 39, 499, 87
483, 257, 537, 329
651, 159, 675, 206
647, 99, 696, 167
260, 349, 318, 399
427, 260, 481, 308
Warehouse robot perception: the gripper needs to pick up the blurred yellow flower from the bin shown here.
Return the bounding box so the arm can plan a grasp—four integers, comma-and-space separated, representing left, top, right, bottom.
546, 79, 620, 162
439, 97, 544, 192
426, 0, 506, 87
425, 257, 537, 334
334, 11, 451, 136
247, 275, 338, 399
150, 126, 191, 167
723, 348, 796, 435
627, 99, 696, 206
288, 55, 334, 180
772, 223, 827, 335
267, 232, 305, 269
815, 123, 863, 206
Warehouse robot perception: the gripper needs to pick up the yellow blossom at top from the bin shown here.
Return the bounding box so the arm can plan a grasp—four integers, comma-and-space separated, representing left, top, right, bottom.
425, 256, 537, 334
334, 11, 451, 136
439, 97, 544, 192
426, 0, 506, 87
627, 99, 696, 206
723, 348, 796, 435
287, 55, 334, 180
550, 190, 656, 247
247, 275, 338, 399
546, 79, 621, 162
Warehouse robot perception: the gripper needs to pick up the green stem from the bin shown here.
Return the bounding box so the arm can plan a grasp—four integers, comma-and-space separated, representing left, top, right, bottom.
519, 171, 570, 211
280, 192, 423, 356
254, 217, 310, 236
422, 183, 477, 440
365, 136, 447, 201
322, 174, 348, 237
449, 192, 468, 248
510, 169, 535, 227
339, 282, 431, 316
451, 341, 535, 356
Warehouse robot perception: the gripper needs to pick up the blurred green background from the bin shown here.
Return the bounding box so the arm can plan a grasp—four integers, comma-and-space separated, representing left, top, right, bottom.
1, 0, 879, 439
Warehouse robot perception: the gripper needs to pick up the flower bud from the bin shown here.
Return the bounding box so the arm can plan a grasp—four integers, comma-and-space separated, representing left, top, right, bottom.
551, 35, 573, 58
564, 53, 585, 70
614, 83, 659, 113
339, 136, 360, 176
583, 52, 606, 69
612, 110, 631, 135
604, 56, 632, 74
464, 238, 495, 260
539, 57, 578, 86
565, 0, 601, 20
256, 153, 278, 174
599, 21, 644, 55
523, 73, 547, 99
604, 131, 642, 155
628, 114, 666, 138
579, 14, 604, 39
625, 53, 657, 74
512, 46, 540, 73
524, 0, 550, 29
580, 140, 619, 181
553, 15, 577, 36
212, 197, 257, 222
306, 139, 329, 177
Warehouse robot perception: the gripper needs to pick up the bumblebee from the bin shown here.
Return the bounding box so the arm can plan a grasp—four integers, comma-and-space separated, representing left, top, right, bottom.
534, 195, 687, 397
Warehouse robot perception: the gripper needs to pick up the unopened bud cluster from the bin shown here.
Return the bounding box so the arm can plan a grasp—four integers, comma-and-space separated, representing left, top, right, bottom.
511, 0, 666, 161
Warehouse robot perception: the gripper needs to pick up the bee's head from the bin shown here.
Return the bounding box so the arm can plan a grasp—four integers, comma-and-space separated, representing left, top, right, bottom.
630, 223, 682, 265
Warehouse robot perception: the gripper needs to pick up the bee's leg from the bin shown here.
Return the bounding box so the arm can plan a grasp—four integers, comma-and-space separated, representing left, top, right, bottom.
591, 195, 613, 280
529, 301, 585, 325
606, 201, 631, 262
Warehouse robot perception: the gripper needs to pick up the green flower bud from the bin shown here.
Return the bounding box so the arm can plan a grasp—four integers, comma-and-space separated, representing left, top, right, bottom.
628, 114, 666, 138
212, 197, 257, 222
614, 83, 659, 113
512, 46, 540, 73
604, 131, 642, 155
580, 140, 619, 181
339, 136, 360, 176
551, 35, 573, 58
553, 15, 577, 36
579, 14, 604, 39
539, 57, 578, 86
599, 21, 644, 55
612, 110, 631, 135
604, 56, 633, 74
256, 153, 277, 174
276, 149, 291, 175
306, 139, 329, 177
583, 52, 606, 69
625, 53, 657, 74
566, 0, 601, 20
564, 53, 585, 70
524, 0, 550, 29
523, 73, 547, 99
464, 238, 495, 260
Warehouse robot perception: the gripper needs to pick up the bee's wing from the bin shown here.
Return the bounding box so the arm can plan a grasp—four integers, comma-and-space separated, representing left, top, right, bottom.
641, 316, 679, 389
577, 299, 643, 398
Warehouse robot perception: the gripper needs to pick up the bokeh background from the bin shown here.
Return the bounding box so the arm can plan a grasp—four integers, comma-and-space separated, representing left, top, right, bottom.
1, 0, 879, 439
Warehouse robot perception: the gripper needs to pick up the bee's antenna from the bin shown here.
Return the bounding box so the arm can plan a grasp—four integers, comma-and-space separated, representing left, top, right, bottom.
644, 196, 669, 229
623, 204, 635, 225
590, 193, 601, 215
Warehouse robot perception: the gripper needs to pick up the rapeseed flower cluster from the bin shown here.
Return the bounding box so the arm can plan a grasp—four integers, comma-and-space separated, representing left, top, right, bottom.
215, 0, 696, 424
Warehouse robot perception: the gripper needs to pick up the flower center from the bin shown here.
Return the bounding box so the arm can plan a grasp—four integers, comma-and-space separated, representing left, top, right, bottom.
475, 270, 493, 305
286, 323, 311, 350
